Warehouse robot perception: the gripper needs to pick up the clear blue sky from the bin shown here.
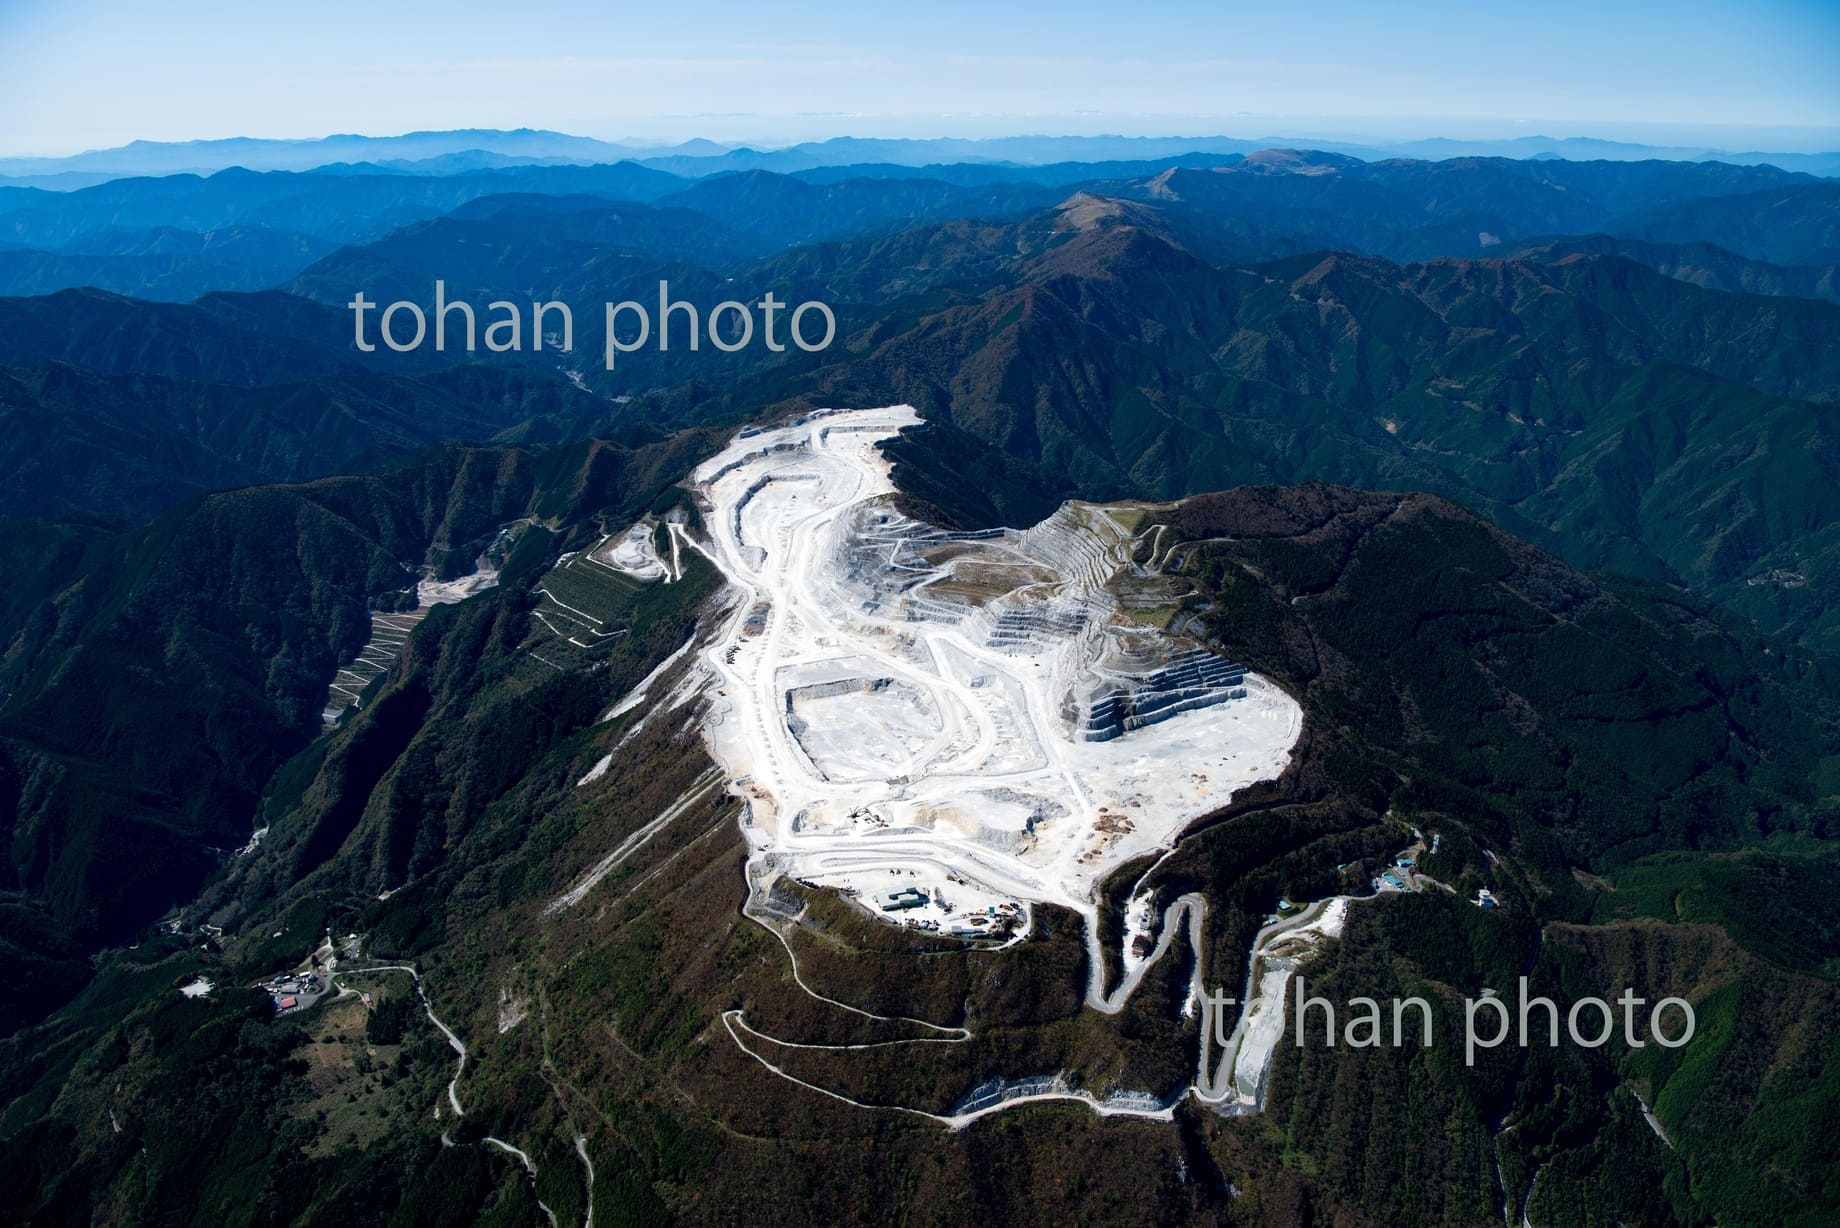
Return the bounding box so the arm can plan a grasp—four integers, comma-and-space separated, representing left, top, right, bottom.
2, 0, 1836, 155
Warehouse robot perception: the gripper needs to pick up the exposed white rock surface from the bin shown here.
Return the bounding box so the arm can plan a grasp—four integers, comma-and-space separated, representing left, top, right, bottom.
690, 406, 1303, 944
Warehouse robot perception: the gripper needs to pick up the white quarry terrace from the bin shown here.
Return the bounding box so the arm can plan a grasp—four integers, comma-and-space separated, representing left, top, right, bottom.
689, 405, 1303, 947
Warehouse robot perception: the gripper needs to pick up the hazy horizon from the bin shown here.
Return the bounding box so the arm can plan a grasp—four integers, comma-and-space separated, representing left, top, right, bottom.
9, 118, 1840, 162
3, 0, 1837, 159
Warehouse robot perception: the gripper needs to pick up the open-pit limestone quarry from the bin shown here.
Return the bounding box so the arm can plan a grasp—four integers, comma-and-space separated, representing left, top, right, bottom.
691, 406, 1301, 943
629, 405, 1328, 1118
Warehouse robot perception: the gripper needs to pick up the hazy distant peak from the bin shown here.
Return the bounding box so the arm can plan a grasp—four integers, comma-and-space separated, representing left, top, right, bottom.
1238, 148, 1363, 174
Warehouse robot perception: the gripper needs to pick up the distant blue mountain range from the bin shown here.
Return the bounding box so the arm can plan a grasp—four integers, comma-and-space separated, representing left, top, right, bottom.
4, 128, 1837, 187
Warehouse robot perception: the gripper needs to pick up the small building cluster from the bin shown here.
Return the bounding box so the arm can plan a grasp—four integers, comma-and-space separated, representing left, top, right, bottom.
880, 886, 930, 912
261, 970, 327, 1014
946, 903, 1022, 938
